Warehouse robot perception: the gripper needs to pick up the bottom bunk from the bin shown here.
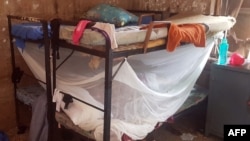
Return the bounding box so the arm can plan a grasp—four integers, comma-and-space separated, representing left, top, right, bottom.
55, 84, 208, 140
16, 35, 215, 140
16, 82, 208, 141
51, 37, 215, 141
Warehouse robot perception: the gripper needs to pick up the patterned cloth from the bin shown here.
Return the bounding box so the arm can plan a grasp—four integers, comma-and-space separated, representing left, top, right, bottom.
16, 85, 45, 106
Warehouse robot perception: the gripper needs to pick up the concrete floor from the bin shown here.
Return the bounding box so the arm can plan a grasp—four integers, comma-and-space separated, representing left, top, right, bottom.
146, 108, 223, 141
140, 101, 222, 141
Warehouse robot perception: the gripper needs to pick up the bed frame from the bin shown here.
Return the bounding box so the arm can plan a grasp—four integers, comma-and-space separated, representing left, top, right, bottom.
50, 18, 176, 141
49, 17, 214, 140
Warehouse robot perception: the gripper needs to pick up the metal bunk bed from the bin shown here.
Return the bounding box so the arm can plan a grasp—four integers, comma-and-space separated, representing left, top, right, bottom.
49, 17, 212, 141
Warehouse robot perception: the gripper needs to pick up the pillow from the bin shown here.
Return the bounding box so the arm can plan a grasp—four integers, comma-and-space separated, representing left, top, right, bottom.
85, 4, 138, 27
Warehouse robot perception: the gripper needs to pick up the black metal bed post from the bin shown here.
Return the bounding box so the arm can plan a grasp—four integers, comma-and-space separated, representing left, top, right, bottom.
103, 31, 113, 141
49, 18, 62, 141
50, 18, 114, 141
41, 20, 54, 141
50, 18, 60, 96
7, 15, 22, 133
50, 19, 60, 92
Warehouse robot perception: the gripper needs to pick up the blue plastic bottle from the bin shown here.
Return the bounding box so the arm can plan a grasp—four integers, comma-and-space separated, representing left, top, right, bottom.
218, 37, 229, 65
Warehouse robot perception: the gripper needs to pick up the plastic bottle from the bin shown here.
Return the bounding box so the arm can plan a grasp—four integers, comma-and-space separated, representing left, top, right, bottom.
218, 37, 229, 65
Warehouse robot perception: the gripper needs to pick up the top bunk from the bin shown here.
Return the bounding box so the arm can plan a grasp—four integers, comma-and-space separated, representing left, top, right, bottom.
50, 12, 236, 59
7, 12, 236, 59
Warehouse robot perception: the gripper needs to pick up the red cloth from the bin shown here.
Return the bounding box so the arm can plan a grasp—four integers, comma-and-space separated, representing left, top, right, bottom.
167, 23, 206, 52
122, 134, 133, 141
72, 20, 91, 45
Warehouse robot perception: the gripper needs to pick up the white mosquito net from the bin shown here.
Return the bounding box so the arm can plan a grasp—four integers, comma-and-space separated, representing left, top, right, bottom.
19, 34, 218, 141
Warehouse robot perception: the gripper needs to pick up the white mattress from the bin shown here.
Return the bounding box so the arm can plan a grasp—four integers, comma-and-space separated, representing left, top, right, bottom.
60, 24, 168, 46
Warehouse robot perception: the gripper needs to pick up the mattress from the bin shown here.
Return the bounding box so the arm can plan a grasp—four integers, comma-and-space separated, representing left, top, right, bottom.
59, 13, 236, 47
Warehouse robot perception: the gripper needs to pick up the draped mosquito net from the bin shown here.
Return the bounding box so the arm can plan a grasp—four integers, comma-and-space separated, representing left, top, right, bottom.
20, 34, 218, 141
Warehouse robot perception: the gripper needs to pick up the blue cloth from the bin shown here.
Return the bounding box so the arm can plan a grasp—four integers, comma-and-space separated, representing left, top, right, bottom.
11, 23, 50, 50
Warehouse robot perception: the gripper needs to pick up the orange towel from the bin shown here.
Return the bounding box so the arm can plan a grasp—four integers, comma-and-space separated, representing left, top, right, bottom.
167, 23, 206, 52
